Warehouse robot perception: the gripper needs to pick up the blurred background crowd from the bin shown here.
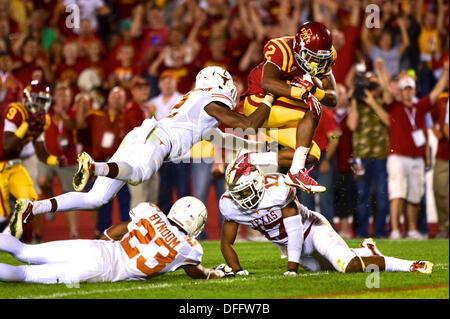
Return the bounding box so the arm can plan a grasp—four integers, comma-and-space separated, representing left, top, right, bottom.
0, 0, 448, 242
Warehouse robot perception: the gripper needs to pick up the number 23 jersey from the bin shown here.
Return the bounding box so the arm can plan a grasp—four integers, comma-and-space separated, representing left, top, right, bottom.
117, 203, 203, 280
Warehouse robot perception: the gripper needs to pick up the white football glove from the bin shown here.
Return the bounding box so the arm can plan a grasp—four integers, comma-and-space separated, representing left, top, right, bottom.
214, 264, 235, 278
283, 270, 297, 277
235, 269, 249, 276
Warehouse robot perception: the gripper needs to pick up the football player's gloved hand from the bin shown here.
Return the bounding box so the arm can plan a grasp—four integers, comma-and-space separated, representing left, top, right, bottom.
283, 270, 297, 277
235, 269, 249, 276
291, 76, 314, 100
304, 94, 322, 121
214, 264, 235, 278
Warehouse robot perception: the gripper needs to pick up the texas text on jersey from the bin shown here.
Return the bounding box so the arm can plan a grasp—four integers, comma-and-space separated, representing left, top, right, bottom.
219, 173, 326, 247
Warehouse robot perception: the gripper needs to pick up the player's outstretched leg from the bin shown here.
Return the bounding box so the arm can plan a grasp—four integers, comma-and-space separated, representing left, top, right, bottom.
345, 255, 433, 274
285, 110, 325, 193
9, 177, 125, 239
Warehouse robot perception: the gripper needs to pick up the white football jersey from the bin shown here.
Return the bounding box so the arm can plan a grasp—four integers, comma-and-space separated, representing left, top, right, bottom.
117, 203, 203, 280
156, 88, 235, 160
219, 173, 325, 247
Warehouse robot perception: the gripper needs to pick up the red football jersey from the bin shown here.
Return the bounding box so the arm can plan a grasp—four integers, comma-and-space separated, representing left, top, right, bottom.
0, 102, 43, 161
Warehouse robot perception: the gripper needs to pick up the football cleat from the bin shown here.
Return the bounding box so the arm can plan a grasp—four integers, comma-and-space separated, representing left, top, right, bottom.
73, 152, 94, 192
409, 261, 433, 274
9, 199, 34, 239
285, 167, 326, 193
360, 238, 384, 256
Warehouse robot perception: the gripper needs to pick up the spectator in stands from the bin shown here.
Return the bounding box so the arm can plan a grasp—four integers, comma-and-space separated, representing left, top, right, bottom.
131, 3, 170, 67
361, 16, 410, 77
106, 44, 140, 90
12, 37, 53, 86
329, 0, 361, 85
347, 70, 390, 238
80, 86, 130, 237
37, 84, 79, 239
430, 84, 449, 238
54, 42, 88, 90
63, 0, 111, 35
124, 75, 159, 209
382, 61, 449, 239
333, 84, 357, 239
298, 106, 340, 226
147, 70, 182, 120
148, 71, 191, 215
0, 52, 23, 114
148, 25, 199, 94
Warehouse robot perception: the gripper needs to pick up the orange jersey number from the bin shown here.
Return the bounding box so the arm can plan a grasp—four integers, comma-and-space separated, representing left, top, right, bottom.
264, 175, 279, 189
121, 218, 178, 276
166, 94, 189, 119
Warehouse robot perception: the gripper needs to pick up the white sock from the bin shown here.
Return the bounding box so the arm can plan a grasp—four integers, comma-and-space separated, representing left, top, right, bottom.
94, 162, 109, 176
32, 200, 52, 216
289, 146, 309, 174
384, 256, 413, 272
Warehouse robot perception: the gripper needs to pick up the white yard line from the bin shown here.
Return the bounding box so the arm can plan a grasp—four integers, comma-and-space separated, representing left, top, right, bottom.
17, 262, 449, 299
18, 272, 329, 299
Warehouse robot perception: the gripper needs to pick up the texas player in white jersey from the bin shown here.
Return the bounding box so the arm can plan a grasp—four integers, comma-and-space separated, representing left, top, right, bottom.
219, 151, 434, 276
0, 197, 234, 284
9, 66, 279, 239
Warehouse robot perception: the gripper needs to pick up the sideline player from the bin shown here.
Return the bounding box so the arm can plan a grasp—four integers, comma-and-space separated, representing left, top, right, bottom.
10, 66, 277, 239
219, 151, 433, 276
243, 21, 337, 193
0, 197, 234, 283
0, 81, 64, 231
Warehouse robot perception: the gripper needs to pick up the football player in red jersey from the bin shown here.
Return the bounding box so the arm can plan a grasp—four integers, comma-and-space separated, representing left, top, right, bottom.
243, 21, 337, 194
0, 81, 64, 233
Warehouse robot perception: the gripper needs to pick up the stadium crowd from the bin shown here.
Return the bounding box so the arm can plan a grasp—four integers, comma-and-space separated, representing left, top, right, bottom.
0, 0, 448, 242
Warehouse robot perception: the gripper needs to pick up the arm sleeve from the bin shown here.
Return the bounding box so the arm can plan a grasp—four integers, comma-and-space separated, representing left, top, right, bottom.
283, 214, 303, 264
182, 243, 203, 265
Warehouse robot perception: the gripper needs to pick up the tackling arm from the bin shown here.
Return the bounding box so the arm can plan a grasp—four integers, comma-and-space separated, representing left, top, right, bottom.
204, 99, 273, 130
220, 220, 244, 272
203, 128, 266, 152
281, 199, 304, 274
182, 264, 226, 280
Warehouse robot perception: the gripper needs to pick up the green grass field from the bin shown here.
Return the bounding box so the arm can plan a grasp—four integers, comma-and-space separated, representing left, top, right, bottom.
0, 239, 448, 299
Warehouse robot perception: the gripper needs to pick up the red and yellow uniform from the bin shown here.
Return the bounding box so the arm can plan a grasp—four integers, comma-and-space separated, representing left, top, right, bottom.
243, 36, 336, 159
0, 102, 44, 218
